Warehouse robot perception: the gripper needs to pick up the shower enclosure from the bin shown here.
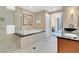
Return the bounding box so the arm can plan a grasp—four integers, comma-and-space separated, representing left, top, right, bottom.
0, 6, 20, 52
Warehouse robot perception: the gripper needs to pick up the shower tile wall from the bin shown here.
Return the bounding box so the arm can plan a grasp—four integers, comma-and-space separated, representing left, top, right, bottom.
0, 6, 19, 52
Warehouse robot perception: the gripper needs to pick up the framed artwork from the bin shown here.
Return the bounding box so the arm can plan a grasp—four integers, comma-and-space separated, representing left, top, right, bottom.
23, 14, 33, 26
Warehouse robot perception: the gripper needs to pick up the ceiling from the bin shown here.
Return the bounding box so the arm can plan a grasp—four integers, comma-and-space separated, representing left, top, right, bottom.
21, 6, 62, 13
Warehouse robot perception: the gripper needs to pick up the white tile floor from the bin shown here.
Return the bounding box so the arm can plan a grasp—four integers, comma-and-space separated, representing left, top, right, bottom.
13, 36, 57, 53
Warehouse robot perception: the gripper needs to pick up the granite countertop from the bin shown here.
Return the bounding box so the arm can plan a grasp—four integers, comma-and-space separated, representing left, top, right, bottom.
15, 30, 45, 37
57, 33, 79, 41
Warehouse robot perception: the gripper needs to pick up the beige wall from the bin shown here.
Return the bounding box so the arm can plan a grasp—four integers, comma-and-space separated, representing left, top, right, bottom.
63, 7, 78, 29
22, 8, 35, 30
14, 7, 35, 32
33, 11, 46, 30
14, 7, 46, 31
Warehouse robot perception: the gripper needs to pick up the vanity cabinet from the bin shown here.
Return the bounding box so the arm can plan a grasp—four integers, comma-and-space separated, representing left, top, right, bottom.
58, 37, 79, 53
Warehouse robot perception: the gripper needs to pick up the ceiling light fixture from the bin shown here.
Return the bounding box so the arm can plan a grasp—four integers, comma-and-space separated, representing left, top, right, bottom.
30, 6, 33, 9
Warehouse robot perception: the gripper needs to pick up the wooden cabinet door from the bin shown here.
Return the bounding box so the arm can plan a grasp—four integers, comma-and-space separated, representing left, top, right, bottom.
58, 37, 79, 53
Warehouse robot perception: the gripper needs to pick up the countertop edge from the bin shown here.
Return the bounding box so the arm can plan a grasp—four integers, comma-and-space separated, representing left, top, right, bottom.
57, 36, 79, 42
15, 31, 45, 37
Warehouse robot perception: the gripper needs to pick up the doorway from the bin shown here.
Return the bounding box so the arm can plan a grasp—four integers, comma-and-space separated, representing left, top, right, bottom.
51, 11, 63, 36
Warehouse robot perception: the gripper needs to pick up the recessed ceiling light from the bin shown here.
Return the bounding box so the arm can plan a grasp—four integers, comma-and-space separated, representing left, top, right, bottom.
30, 6, 33, 9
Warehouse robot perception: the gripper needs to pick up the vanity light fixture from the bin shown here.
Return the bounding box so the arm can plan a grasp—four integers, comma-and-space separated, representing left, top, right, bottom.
70, 9, 75, 19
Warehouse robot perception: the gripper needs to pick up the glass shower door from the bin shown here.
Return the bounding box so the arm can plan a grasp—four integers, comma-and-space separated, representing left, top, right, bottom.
0, 6, 19, 52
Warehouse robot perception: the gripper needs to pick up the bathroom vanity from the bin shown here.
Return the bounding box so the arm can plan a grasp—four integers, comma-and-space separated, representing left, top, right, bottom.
58, 6, 79, 53
57, 34, 79, 53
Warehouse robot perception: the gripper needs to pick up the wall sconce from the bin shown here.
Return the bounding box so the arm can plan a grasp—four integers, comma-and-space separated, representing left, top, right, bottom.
70, 9, 74, 19
35, 19, 41, 24
71, 13, 74, 19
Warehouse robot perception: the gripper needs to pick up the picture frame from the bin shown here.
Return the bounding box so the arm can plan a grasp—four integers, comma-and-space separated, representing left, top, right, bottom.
23, 14, 33, 26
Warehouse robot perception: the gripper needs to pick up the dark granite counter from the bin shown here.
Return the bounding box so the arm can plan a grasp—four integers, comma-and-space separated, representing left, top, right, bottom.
15, 31, 45, 37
